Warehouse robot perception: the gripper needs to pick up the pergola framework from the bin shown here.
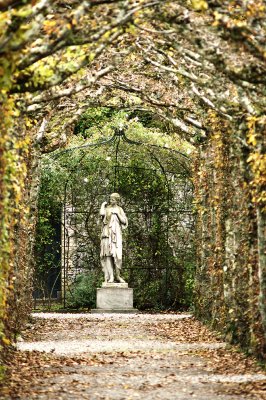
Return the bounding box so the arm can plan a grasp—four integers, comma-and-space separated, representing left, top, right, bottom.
47, 127, 194, 308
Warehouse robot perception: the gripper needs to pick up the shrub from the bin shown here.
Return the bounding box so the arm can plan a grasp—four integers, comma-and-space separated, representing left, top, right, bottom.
65, 272, 101, 309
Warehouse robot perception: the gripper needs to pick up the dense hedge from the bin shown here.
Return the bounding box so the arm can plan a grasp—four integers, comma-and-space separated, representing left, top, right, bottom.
194, 113, 266, 360
0, 111, 33, 371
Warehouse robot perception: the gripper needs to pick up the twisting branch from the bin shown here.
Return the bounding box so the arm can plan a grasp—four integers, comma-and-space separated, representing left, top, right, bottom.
104, 78, 191, 112
191, 84, 232, 120
27, 65, 114, 107
18, 0, 161, 70
0, 0, 51, 53
133, 22, 175, 35
138, 47, 202, 84
102, 77, 206, 134
13, 29, 121, 94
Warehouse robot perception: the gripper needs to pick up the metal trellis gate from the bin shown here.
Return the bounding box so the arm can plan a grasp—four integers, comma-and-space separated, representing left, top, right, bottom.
57, 127, 194, 309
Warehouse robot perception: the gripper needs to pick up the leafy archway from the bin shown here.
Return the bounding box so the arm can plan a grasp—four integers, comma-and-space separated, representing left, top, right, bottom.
1, 0, 265, 360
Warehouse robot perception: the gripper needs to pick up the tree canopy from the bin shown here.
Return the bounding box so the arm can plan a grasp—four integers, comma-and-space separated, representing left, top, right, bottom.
1, 0, 265, 144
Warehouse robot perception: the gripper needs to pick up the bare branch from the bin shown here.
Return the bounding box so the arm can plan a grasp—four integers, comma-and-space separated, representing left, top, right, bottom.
191, 84, 233, 120
13, 29, 120, 94
27, 65, 114, 107
18, 0, 161, 70
133, 22, 175, 35
0, 0, 51, 53
104, 78, 192, 112
238, 90, 257, 115
136, 42, 203, 84
35, 117, 49, 145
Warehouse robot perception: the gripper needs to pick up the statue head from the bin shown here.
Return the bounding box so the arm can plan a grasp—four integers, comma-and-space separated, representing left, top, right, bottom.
110, 192, 120, 205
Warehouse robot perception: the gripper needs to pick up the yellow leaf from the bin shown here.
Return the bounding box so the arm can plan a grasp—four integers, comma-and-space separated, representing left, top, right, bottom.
25, 120, 32, 127
2, 337, 11, 345
102, 31, 111, 40
190, 0, 208, 11
247, 133, 257, 146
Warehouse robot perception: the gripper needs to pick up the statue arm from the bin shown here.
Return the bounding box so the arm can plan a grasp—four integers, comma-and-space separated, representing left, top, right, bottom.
100, 201, 107, 217
116, 207, 128, 227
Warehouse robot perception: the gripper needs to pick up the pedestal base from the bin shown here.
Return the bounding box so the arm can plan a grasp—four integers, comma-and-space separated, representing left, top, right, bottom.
92, 283, 137, 313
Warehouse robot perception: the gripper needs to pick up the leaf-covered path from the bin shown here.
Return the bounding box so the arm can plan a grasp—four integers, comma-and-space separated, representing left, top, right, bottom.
1, 313, 266, 399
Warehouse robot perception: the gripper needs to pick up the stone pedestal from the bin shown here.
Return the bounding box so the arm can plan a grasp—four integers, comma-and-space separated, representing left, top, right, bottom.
91, 283, 137, 313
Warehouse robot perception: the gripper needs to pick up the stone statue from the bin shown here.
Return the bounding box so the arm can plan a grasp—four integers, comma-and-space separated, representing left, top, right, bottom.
100, 193, 128, 283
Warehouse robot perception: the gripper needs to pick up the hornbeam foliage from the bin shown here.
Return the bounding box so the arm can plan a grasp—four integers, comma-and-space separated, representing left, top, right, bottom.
1, 0, 265, 142
0, 0, 265, 361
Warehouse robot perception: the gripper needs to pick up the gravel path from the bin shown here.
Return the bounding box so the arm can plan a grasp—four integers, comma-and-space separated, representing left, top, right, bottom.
3, 313, 266, 399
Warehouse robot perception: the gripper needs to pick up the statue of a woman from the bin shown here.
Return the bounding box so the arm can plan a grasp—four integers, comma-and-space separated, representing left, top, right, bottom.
99, 193, 128, 283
